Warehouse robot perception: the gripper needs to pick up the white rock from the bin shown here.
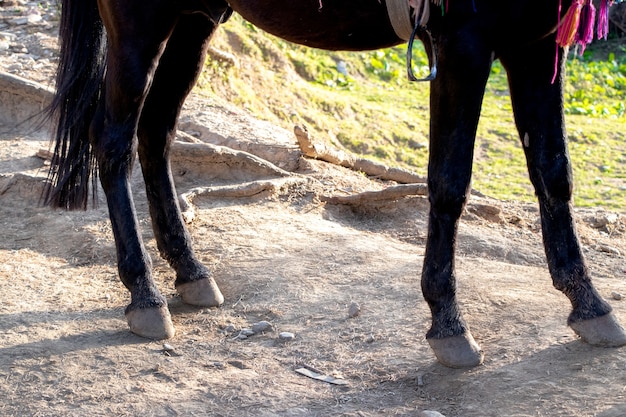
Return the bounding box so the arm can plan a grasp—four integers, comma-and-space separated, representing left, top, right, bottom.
418, 411, 446, 417
279, 332, 295, 341
240, 328, 255, 336
251, 320, 273, 333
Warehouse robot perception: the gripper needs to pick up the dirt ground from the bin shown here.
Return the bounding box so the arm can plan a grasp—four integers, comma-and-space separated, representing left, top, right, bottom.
1, 77, 626, 417
2, 6, 626, 415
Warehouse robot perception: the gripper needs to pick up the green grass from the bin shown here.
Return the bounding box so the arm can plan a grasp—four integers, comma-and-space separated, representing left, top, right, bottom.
197, 14, 626, 212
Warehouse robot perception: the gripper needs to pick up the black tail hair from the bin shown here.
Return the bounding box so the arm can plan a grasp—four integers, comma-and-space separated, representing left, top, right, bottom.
44, 0, 106, 210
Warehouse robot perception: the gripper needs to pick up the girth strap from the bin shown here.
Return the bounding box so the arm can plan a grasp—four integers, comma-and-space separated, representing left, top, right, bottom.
386, 0, 414, 41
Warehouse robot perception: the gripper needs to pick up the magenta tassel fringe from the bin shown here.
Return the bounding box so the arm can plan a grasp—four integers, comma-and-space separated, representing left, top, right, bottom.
574, 0, 596, 53
597, 0, 614, 40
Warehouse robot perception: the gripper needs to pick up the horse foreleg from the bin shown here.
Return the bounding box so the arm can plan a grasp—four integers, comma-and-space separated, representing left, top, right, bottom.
137, 8, 231, 308
502, 40, 626, 347
92, 1, 180, 339
421, 32, 493, 368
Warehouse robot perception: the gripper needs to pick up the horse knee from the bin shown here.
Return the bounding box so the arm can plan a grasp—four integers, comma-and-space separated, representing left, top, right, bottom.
428, 181, 469, 218
530, 153, 573, 205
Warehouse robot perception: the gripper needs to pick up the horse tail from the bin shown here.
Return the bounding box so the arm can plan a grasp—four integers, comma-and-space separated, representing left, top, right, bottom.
43, 0, 106, 210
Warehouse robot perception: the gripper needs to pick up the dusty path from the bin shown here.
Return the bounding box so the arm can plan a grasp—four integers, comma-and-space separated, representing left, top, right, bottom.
1, 85, 626, 416
1, 2, 626, 416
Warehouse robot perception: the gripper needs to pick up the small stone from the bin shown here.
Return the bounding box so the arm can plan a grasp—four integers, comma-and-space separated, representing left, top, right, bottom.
240, 328, 255, 336
418, 411, 446, 417
279, 332, 295, 341
227, 360, 249, 370
365, 334, 375, 343
161, 343, 181, 356
595, 244, 621, 256
612, 292, 622, 301
589, 213, 618, 229
26, 13, 41, 24
11, 17, 29, 26
348, 302, 361, 318
251, 320, 273, 334
223, 324, 236, 333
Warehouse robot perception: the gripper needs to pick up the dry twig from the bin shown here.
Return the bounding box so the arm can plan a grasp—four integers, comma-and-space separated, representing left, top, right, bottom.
294, 125, 425, 184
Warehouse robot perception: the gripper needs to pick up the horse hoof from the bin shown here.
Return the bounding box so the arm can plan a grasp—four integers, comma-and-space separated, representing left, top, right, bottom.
126, 306, 175, 340
176, 278, 224, 307
427, 332, 484, 368
570, 313, 626, 347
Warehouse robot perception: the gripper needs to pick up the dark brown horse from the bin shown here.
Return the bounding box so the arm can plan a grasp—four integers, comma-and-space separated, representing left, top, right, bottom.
45, 0, 626, 368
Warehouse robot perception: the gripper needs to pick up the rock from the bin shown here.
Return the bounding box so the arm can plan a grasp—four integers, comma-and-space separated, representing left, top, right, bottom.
240, 328, 255, 336
26, 13, 41, 24
279, 332, 295, 341
612, 292, 622, 301
589, 213, 618, 229
223, 324, 236, 333
594, 244, 621, 256
251, 320, 274, 334
347, 302, 361, 318
418, 411, 446, 417
466, 203, 504, 224
11, 17, 29, 25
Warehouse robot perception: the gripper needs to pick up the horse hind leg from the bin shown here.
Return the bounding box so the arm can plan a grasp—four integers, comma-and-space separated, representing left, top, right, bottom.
91, 3, 184, 339
137, 6, 231, 308
501, 40, 626, 347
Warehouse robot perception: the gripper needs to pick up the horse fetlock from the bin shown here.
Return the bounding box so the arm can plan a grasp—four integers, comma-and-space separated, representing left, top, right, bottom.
176, 277, 224, 307
569, 313, 626, 347
125, 305, 175, 340
427, 332, 484, 368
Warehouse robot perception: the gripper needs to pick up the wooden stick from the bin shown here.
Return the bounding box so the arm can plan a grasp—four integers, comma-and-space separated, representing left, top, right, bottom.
321, 183, 427, 205
294, 125, 426, 184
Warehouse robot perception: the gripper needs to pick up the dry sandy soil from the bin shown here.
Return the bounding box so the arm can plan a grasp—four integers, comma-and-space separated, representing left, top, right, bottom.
2, 4, 626, 417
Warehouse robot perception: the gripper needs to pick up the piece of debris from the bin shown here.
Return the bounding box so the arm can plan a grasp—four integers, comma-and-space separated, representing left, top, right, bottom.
279, 332, 295, 341
251, 320, 274, 333
348, 302, 361, 318
222, 324, 236, 334
588, 213, 618, 229
36, 148, 53, 160
179, 176, 305, 223
593, 244, 621, 256
240, 328, 255, 336
161, 343, 181, 356
228, 360, 250, 370
295, 367, 348, 385
418, 411, 446, 417
322, 183, 427, 206
417, 373, 425, 386
466, 203, 505, 224
294, 125, 425, 184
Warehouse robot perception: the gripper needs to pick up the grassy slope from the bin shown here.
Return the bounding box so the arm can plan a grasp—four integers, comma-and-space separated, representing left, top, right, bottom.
196, 14, 626, 211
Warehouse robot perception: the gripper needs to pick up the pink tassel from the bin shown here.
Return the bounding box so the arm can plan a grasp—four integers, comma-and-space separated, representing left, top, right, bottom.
597, 0, 614, 40
574, 0, 596, 53
556, 0, 583, 48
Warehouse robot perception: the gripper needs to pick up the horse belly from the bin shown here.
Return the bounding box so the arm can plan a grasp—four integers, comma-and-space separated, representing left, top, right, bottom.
227, 0, 401, 51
